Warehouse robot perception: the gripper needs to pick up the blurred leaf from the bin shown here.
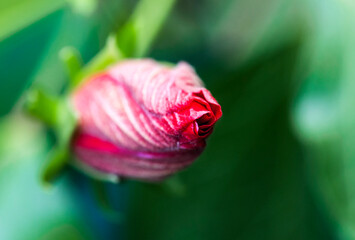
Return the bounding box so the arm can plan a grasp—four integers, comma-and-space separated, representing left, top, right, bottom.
292, 0, 355, 239
117, 0, 176, 58
0, 0, 65, 41
0, 9, 63, 116
67, 0, 97, 16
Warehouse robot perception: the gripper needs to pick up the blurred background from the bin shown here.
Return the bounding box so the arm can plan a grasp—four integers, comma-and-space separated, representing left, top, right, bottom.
1, 0, 354, 239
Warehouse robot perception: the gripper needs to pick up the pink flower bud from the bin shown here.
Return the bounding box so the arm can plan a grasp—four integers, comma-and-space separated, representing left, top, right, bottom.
71, 59, 222, 181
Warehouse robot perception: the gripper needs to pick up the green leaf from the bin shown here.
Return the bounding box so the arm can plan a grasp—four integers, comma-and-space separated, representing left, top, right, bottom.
292, 1, 355, 238
67, 0, 98, 16
0, 0, 65, 41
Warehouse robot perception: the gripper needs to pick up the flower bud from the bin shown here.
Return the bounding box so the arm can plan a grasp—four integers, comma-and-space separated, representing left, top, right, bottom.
71, 59, 222, 181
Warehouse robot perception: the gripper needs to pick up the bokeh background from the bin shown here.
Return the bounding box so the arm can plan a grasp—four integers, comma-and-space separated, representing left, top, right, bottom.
1, 0, 354, 239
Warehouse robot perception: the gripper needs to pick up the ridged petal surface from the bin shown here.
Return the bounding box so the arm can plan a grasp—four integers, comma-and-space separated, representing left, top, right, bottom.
71, 59, 222, 180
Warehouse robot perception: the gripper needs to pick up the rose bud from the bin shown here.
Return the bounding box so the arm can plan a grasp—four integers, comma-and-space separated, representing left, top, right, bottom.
71, 59, 222, 181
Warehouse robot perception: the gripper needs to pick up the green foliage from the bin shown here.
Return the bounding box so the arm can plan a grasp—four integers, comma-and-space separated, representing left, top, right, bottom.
293, 0, 355, 238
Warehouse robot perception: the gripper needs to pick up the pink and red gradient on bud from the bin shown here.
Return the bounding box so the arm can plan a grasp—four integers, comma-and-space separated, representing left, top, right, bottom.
71, 59, 222, 181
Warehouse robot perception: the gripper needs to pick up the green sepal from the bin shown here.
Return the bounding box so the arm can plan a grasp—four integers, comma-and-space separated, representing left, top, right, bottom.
25, 88, 61, 127
72, 35, 125, 89
41, 147, 70, 186
59, 46, 83, 89
24, 88, 77, 185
